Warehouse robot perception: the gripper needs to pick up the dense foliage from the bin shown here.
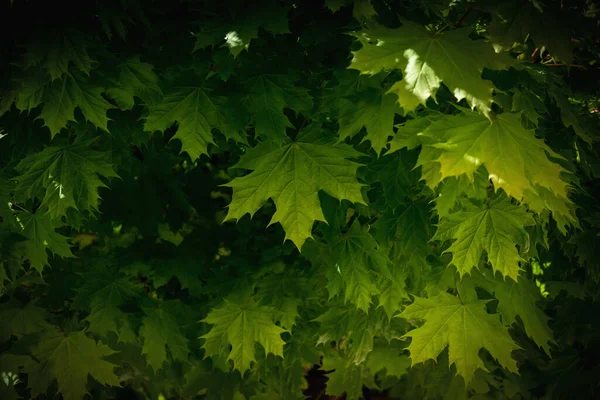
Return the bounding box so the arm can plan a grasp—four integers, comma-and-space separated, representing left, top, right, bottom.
1, 0, 599, 399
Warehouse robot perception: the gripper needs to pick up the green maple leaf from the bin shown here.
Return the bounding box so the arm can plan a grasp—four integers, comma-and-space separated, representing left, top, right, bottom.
143, 84, 244, 160
415, 110, 577, 232
322, 354, 373, 400
493, 276, 554, 356
23, 29, 95, 80
73, 265, 140, 337
13, 72, 114, 138
24, 327, 120, 400
14, 139, 118, 220
317, 221, 385, 313
140, 300, 190, 372
399, 292, 520, 385
0, 300, 52, 343
433, 196, 535, 280
512, 87, 546, 126
337, 80, 402, 154
366, 340, 411, 378
373, 200, 432, 271
0, 172, 17, 231
223, 124, 365, 250
241, 74, 312, 143
201, 297, 287, 375
17, 210, 74, 272
434, 168, 489, 218
364, 150, 420, 209
349, 20, 514, 115
377, 264, 408, 320
106, 56, 162, 110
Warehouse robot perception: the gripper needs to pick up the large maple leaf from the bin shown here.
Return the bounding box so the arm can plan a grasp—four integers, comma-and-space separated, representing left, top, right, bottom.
399, 292, 520, 385
433, 196, 535, 280
349, 20, 514, 115
240, 74, 313, 143
23, 327, 121, 400
414, 109, 577, 232
14, 139, 118, 220
223, 124, 366, 250
201, 297, 287, 374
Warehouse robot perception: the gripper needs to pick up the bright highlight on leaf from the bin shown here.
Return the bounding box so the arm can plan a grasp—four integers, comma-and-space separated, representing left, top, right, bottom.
413, 109, 577, 232
349, 20, 514, 115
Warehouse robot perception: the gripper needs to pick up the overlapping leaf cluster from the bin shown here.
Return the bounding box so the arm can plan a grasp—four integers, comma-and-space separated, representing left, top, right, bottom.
1, 0, 599, 399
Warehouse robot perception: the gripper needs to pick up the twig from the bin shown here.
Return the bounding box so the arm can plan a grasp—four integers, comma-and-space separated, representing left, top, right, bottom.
455, 7, 474, 28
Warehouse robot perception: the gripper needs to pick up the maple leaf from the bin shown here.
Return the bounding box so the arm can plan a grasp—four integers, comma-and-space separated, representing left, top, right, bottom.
201, 298, 287, 375
493, 277, 555, 356
0, 300, 52, 343
316, 221, 386, 313
512, 87, 546, 126
140, 300, 190, 372
143, 84, 242, 160
23, 327, 121, 400
241, 74, 312, 143
17, 210, 74, 272
106, 56, 162, 110
0, 172, 17, 231
313, 305, 375, 365
349, 20, 514, 115
13, 71, 114, 138
433, 168, 489, 218
364, 150, 420, 209
399, 292, 520, 385
223, 124, 366, 250
23, 29, 95, 80
366, 340, 411, 378
14, 139, 118, 220
73, 265, 141, 337
433, 196, 535, 280
376, 264, 408, 320
322, 353, 373, 400
415, 109, 577, 232
338, 84, 402, 154
373, 200, 432, 272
